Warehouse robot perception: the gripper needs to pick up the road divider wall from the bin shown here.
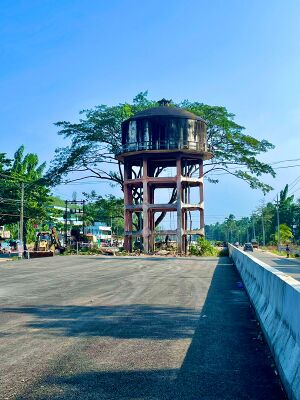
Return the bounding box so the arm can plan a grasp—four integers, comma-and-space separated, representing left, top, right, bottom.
229, 244, 300, 400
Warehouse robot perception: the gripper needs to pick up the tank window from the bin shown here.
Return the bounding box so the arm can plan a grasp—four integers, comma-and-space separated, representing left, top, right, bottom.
128, 121, 137, 143
187, 120, 195, 143
144, 120, 149, 143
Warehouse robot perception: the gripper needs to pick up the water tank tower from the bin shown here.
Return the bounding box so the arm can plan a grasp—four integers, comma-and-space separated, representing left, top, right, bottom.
116, 99, 212, 253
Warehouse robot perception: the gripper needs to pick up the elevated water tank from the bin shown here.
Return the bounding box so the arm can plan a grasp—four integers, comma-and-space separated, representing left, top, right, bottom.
118, 99, 209, 156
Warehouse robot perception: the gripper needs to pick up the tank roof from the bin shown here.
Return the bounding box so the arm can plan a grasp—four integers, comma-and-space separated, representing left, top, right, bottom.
128, 104, 206, 122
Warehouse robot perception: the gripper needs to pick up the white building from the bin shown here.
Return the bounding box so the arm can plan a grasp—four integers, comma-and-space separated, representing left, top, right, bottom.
85, 222, 112, 243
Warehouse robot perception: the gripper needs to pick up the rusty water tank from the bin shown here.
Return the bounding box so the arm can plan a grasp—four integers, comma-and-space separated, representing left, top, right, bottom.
118, 99, 208, 156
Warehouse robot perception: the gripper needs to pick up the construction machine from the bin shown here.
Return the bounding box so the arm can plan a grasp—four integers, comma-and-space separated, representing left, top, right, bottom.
31, 228, 64, 258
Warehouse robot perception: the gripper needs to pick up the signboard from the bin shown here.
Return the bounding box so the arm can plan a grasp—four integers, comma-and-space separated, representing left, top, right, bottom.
0, 230, 10, 239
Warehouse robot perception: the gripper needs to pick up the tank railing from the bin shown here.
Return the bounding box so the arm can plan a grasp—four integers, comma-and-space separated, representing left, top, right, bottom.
116, 140, 210, 155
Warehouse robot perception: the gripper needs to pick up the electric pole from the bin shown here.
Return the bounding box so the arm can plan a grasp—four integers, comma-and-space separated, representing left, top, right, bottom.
64, 200, 68, 245
111, 215, 113, 246
276, 194, 280, 251
261, 211, 265, 247
252, 216, 256, 241
20, 182, 24, 256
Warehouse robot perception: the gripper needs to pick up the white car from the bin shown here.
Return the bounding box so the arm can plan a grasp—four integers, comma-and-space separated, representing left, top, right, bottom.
0, 242, 11, 254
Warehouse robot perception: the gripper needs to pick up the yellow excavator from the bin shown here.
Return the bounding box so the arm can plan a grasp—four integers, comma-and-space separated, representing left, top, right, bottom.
34, 232, 52, 252
32, 228, 64, 257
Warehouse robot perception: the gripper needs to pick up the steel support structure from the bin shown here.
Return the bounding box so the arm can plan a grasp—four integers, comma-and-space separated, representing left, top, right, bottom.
123, 152, 205, 254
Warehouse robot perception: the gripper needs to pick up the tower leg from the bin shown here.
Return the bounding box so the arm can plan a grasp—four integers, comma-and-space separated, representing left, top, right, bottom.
142, 158, 149, 253
176, 156, 183, 254
124, 161, 133, 252
199, 160, 204, 235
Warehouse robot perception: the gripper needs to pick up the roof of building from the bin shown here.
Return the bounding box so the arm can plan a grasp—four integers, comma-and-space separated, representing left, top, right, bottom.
127, 103, 206, 122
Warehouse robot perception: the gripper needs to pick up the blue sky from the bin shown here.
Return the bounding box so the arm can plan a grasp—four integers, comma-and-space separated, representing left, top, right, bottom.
1, 0, 300, 225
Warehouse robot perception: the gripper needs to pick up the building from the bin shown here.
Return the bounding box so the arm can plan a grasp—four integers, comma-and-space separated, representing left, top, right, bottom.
85, 222, 112, 244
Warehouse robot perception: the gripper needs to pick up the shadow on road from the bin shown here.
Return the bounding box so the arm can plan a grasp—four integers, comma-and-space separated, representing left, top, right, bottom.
269, 258, 300, 266
10, 258, 285, 400
2, 304, 200, 340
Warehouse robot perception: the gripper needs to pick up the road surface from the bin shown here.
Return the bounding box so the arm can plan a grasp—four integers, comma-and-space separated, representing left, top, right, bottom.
252, 250, 300, 282
0, 255, 285, 399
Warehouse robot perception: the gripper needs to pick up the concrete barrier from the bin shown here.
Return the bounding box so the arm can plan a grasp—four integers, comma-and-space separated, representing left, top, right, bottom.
229, 244, 300, 400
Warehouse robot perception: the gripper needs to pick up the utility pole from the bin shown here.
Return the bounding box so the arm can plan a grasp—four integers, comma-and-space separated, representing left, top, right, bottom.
276, 194, 281, 251
20, 182, 24, 256
82, 200, 85, 235
261, 211, 266, 247
64, 200, 68, 246
111, 215, 113, 246
252, 216, 256, 241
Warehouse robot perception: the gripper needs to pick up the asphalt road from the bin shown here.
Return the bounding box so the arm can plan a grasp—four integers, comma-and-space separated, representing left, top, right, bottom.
0, 255, 285, 400
252, 250, 300, 282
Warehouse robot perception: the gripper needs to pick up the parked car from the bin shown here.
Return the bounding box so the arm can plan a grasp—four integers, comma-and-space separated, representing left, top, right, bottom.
243, 243, 253, 252
0, 242, 12, 254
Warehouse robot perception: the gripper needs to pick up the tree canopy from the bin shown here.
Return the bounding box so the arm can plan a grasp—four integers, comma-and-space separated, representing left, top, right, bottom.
275, 224, 294, 244
0, 146, 53, 242
48, 91, 275, 194
205, 184, 300, 245
83, 192, 124, 234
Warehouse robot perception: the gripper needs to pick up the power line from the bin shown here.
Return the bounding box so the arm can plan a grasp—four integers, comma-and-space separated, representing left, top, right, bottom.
289, 175, 300, 191
61, 181, 108, 185
209, 163, 300, 177
270, 158, 300, 165
289, 186, 300, 196
0, 213, 27, 218
274, 164, 300, 170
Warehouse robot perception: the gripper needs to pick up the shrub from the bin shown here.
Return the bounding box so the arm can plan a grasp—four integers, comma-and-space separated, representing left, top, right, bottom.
190, 237, 219, 256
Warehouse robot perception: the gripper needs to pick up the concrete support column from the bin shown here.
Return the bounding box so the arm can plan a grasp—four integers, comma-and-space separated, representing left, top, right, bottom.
142, 158, 149, 253
148, 185, 155, 252
176, 156, 183, 253
124, 161, 133, 252
199, 160, 204, 233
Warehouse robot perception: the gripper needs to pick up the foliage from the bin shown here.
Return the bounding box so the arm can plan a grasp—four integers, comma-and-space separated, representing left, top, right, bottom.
190, 237, 219, 256
274, 223, 294, 244
0, 146, 53, 243
206, 184, 300, 245
49, 92, 275, 192
52, 196, 66, 208
83, 191, 124, 234
179, 100, 275, 193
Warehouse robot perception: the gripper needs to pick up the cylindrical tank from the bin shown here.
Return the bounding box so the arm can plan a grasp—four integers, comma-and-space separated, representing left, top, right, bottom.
119, 101, 208, 155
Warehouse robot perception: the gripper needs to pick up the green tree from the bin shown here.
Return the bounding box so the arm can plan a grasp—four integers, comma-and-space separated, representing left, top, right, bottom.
224, 214, 237, 242
275, 223, 294, 244
47, 91, 276, 227
278, 184, 295, 228
83, 192, 124, 235
0, 146, 53, 244
49, 92, 275, 191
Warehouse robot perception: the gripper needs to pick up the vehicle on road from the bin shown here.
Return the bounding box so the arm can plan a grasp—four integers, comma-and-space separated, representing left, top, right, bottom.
0, 242, 11, 254
251, 240, 259, 249
243, 243, 254, 252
